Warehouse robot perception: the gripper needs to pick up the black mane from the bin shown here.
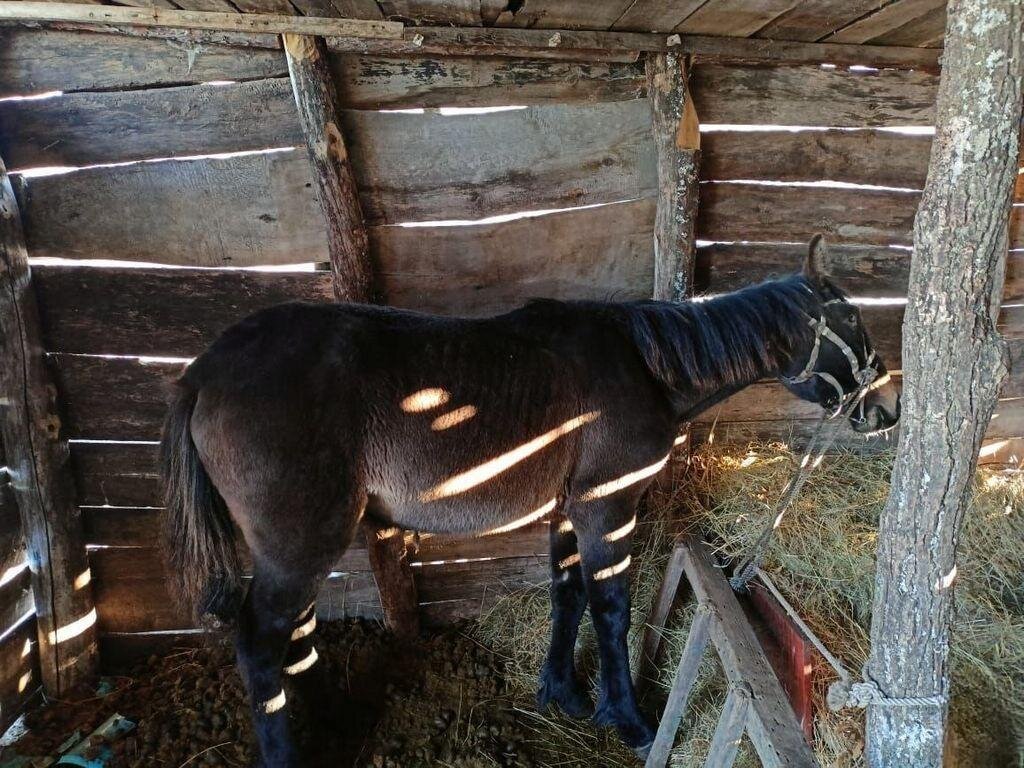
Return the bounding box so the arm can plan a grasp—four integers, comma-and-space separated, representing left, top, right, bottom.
621, 276, 817, 396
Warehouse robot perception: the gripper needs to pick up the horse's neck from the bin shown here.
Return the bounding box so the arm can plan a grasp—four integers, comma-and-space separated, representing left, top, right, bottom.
656, 284, 808, 418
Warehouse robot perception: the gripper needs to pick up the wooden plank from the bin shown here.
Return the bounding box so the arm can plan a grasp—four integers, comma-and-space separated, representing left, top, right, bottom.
8, 97, 657, 221
373, 198, 656, 317
326, 54, 647, 108
644, 605, 712, 768
868, 4, 947, 47
0, 615, 41, 734
0, 157, 97, 694
637, 544, 688, 689
700, 129, 933, 188
675, 35, 942, 71
698, 183, 921, 247
691, 64, 938, 128
0, 567, 33, 636
499, 0, 634, 30
0, 28, 287, 97
704, 686, 751, 768
680, 538, 819, 768
823, 0, 946, 44
647, 51, 700, 302
0, 78, 302, 170
378, 0, 497, 26
34, 266, 336, 356
754, 0, 893, 43
610, 0, 707, 32
17, 152, 327, 267
414, 556, 549, 603
0, 2, 404, 37
676, 0, 799, 37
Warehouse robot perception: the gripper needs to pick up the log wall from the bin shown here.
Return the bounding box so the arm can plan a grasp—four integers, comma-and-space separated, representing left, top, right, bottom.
0, 436, 41, 731
1, 27, 1022, 659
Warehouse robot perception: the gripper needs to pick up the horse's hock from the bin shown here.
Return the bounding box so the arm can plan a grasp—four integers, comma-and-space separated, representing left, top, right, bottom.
0, 1, 1021, 766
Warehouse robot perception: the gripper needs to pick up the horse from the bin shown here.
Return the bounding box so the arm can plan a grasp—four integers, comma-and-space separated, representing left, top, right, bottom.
160, 235, 900, 766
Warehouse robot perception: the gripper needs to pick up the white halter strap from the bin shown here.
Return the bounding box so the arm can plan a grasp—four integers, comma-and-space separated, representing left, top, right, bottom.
783, 301, 878, 416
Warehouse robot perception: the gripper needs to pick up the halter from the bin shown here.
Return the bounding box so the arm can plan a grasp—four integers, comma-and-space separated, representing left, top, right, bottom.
783, 299, 878, 418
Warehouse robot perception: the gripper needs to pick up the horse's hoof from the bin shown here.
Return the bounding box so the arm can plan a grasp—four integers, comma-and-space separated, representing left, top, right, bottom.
537, 678, 594, 719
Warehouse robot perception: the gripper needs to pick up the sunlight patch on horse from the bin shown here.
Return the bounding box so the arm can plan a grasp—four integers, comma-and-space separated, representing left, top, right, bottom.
400, 388, 451, 413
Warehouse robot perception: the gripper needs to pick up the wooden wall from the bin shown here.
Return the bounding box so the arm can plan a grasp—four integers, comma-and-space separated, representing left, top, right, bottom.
1, 28, 1022, 658
687, 61, 1024, 458
0, 436, 41, 731
0, 27, 657, 657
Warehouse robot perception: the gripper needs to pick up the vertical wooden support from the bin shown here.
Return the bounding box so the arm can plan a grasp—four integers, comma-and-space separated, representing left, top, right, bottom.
645, 605, 711, 768
637, 542, 687, 688
646, 50, 700, 304
865, 2, 1024, 765
284, 33, 419, 637
0, 158, 97, 694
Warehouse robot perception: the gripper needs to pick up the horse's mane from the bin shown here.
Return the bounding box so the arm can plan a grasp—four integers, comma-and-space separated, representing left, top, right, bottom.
620, 276, 817, 394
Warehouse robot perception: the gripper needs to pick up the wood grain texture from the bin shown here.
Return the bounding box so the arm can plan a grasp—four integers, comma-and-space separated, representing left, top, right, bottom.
697, 183, 922, 247
0, 616, 41, 734
499, 0, 634, 30
868, 4, 947, 47
680, 538, 818, 768
754, 0, 893, 42
0, 159, 97, 695
823, 0, 946, 44
700, 129, 933, 188
34, 266, 336, 356
0, 77, 302, 170
285, 33, 374, 302
647, 52, 699, 302
328, 54, 646, 107
609, 0, 707, 32
675, 0, 799, 36
10, 96, 657, 224
0, 28, 287, 96
16, 151, 327, 267
373, 198, 656, 316
691, 63, 938, 127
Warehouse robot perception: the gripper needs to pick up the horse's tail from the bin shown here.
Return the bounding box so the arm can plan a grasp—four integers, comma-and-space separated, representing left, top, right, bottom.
160, 382, 243, 629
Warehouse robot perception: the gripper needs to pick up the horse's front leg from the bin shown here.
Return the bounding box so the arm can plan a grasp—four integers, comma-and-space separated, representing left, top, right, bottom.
572, 499, 655, 758
538, 512, 593, 718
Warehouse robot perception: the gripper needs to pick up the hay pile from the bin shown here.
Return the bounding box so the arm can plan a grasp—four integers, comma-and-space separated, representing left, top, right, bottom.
476, 442, 1024, 768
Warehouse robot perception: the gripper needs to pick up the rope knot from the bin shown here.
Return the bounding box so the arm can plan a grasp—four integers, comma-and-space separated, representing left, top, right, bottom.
827, 675, 947, 711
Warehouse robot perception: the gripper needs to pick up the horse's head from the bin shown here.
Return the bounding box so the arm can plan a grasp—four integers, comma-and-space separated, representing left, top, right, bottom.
779, 235, 901, 435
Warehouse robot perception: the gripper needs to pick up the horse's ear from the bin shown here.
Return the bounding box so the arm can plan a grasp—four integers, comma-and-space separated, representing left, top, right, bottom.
803, 234, 828, 285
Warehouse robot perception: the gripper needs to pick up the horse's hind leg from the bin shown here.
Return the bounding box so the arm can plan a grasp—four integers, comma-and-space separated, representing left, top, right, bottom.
571, 498, 655, 756
235, 570, 317, 768
537, 512, 593, 718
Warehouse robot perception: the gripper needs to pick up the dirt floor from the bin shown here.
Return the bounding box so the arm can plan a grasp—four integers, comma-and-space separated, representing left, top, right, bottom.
6, 619, 552, 768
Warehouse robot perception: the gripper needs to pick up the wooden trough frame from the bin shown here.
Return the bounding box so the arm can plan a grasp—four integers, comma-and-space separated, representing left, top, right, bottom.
0, 1, 1022, 763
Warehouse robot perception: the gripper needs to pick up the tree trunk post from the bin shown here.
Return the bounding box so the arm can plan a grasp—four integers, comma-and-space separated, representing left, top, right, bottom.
865, 2, 1024, 765
646, 51, 700, 304
0, 157, 98, 694
284, 33, 419, 638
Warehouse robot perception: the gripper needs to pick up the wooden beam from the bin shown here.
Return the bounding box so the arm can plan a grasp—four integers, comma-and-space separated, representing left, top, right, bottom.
284, 32, 418, 637
644, 605, 711, 768
0, 4, 943, 69
636, 541, 687, 688
681, 538, 819, 768
0, 156, 97, 695
0, 2, 402, 38
646, 51, 700, 303
705, 685, 752, 768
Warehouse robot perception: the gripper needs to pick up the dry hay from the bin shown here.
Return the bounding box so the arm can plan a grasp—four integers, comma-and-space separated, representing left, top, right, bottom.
476, 441, 1024, 768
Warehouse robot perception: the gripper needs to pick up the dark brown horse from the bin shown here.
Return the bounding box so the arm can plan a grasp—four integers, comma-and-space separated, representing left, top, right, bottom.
161, 237, 900, 766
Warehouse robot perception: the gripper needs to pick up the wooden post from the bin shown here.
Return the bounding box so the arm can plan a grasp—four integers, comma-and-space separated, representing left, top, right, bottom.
284, 32, 419, 637
646, 51, 700, 303
864, 2, 1024, 765
0, 157, 97, 694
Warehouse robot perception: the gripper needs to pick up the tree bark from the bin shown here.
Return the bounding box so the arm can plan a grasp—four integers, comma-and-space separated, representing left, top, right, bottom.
646, 52, 700, 303
0, 157, 98, 694
865, 2, 1024, 765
